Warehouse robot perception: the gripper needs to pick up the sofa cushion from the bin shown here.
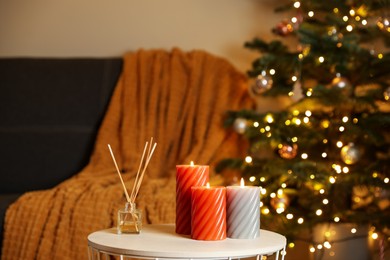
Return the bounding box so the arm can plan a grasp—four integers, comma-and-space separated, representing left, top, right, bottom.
0, 58, 122, 193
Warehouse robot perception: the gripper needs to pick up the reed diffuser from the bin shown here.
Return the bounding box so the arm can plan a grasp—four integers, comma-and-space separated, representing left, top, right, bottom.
108, 139, 157, 234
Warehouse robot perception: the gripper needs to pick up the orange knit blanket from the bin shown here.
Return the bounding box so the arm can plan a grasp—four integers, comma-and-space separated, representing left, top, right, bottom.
2, 48, 251, 259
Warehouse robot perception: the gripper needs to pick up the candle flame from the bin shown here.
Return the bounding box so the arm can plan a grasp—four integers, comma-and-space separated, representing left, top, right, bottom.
206, 182, 210, 188
240, 178, 245, 187
190, 161, 194, 166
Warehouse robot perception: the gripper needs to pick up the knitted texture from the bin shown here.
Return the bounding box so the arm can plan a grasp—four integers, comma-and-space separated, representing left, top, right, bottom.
2, 48, 251, 260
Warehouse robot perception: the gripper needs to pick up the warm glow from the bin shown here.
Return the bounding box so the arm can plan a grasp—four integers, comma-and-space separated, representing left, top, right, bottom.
334, 216, 340, 222
249, 176, 256, 182
293, 1, 300, 8
269, 69, 276, 75
316, 209, 323, 216
245, 156, 252, 163
253, 122, 259, 127
385, 178, 389, 184
265, 114, 274, 123
318, 56, 325, 63
346, 25, 353, 32
372, 232, 379, 239
286, 213, 294, 219
319, 189, 325, 194
324, 241, 332, 249
301, 153, 308, 159
190, 161, 194, 166
206, 182, 210, 188
297, 217, 304, 224
342, 116, 349, 122
262, 208, 270, 215
310, 246, 316, 253
322, 152, 327, 158
240, 178, 245, 187
323, 199, 329, 204
336, 141, 343, 148
308, 11, 314, 17
351, 228, 357, 234
329, 176, 336, 183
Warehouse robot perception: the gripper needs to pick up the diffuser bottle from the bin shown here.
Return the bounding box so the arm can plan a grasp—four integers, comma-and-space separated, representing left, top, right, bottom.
117, 202, 142, 234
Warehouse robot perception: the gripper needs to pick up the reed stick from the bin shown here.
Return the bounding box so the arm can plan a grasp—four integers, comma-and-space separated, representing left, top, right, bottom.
107, 144, 131, 203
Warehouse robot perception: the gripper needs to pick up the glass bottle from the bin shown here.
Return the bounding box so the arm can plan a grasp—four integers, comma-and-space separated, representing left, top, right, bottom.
117, 202, 142, 234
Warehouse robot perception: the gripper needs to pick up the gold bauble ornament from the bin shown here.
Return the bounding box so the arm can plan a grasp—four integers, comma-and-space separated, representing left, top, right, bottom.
270, 193, 290, 210
340, 142, 362, 165
278, 143, 298, 159
330, 75, 353, 96
251, 72, 273, 95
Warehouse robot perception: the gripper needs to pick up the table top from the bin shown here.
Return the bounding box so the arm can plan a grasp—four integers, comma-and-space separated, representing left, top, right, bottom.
88, 224, 286, 259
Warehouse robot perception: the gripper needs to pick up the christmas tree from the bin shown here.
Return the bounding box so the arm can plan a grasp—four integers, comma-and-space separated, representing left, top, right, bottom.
218, 0, 390, 258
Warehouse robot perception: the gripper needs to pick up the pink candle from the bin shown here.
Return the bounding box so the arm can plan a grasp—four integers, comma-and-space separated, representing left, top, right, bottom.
176, 162, 209, 235
191, 183, 226, 240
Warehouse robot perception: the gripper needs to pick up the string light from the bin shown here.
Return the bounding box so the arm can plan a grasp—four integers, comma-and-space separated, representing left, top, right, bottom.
310, 246, 316, 253
322, 152, 327, 158
262, 207, 270, 215
334, 216, 340, 222
286, 213, 294, 219
269, 69, 276, 75
319, 189, 325, 194
253, 121, 259, 127
291, 17, 298, 23
306, 88, 313, 96
260, 177, 266, 182
339, 126, 345, 132
362, 19, 367, 25
265, 125, 271, 131
343, 16, 349, 22
346, 25, 353, 32
329, 176, 336, 183
324, 241, 332, 249
293, 1, 300, 8
323, 199, 329, 204
305, 110, 312, 117
342, 116, 349, 123
351, 228, 357, 234
297, 217, 304, 224
342, 166, 349, 173
316, 209, 323, 216
291, 136, 298, 142
265, 114, 274, 123
301, 153, 308, 159
308, 11, 314, 17
245, 156, 252, 163
292, 75, 298, 81
384, 178, 389, 184
317, 244, 323, 250
336, 141, 343, 148
371, 232, 379, 240
318, 56, 325, 63
249, 176, 256, 182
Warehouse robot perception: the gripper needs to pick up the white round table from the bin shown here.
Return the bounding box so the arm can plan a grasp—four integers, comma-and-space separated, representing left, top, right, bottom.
88, 224, 286, 260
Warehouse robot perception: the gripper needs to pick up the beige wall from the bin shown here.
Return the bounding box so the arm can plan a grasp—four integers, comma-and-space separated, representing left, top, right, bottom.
0, 0, 284, 73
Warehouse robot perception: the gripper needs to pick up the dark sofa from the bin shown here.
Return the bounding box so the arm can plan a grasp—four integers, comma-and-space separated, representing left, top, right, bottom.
0, 57, 123, 254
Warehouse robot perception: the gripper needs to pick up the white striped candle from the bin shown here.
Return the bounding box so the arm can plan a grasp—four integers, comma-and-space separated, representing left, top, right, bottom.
226, 178, 260, 239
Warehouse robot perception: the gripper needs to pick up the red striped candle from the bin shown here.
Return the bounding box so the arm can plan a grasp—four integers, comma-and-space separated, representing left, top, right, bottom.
176, 162, 209, 235
191, 184, 226, 240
